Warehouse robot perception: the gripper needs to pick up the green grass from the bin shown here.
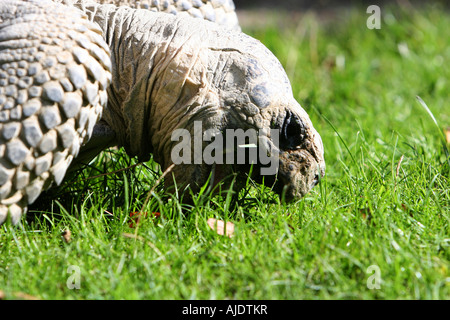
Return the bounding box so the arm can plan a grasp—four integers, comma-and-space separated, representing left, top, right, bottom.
1, 3, 449, 299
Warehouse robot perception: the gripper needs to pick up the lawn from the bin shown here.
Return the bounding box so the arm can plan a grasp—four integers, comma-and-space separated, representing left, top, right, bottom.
0, 2, 449, 300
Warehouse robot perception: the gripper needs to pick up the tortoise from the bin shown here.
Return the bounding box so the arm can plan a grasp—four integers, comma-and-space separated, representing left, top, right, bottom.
0, 0, 325, 224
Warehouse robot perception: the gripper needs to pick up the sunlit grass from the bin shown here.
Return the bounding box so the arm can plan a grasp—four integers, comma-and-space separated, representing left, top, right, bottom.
0, 3, 448, 299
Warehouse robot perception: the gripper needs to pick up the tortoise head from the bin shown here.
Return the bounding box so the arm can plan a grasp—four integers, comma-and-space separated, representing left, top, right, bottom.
213, 46, 326, 201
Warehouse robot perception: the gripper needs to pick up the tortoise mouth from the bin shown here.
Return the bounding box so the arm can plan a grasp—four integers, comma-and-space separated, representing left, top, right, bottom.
205, 149, 325, 202
260, 149, 325, 202
271, 167, 322, 202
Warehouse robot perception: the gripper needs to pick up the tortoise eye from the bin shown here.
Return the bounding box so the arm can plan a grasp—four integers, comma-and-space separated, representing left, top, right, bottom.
279, 110, 305, 150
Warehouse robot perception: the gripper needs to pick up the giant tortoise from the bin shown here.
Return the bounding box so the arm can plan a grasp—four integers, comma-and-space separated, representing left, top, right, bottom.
0, 0, 325, 224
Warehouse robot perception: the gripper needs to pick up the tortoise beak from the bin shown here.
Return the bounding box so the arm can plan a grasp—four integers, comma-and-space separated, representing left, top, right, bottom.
272, 148, 325, 202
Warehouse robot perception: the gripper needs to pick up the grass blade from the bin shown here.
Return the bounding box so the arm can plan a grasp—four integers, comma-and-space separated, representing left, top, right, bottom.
416, 96, 450, 169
